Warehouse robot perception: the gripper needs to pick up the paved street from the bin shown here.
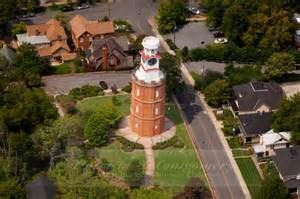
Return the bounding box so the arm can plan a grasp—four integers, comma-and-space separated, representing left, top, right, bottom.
28, 0, 158, 34
164, 22, 214, 49
42, 71, 131, 96
175, 81, 245, 199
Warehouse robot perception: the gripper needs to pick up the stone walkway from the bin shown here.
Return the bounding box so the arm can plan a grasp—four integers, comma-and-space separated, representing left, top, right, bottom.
117, 116, 176, 187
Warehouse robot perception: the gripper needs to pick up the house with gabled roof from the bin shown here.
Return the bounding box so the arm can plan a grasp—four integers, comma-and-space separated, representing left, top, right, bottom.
253, 129, 291, 159
70, 15, 115, 51
16, 19, 75, 63
232, 80, 284, 143
85, 36, 133, 71
272, 146, 300, 196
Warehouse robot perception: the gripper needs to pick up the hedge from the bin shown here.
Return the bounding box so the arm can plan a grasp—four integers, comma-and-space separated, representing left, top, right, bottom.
116, 136, 144, 152
152, 135, 184, 150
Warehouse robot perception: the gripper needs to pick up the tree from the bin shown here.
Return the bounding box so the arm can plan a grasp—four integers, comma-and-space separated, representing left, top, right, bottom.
193, 70, 224, 91
265, 52, 295, 79
54, 12, 70, 28
156, 0, 186, 34
1, 85, 58, 133
257, 164, 287, 199
173, 177, 211, 199
272, 93, 300, 144
0, 0, 17, 35
11, 23, 27, 36
125, 159, 144, 189
203, 79, 230, 107
203, 0, 227, 27
131, 188, 170, 199
159, 53, 184, 96
221, 3, 249, 45
15, 43, 51, 77
83, 102, 120, 146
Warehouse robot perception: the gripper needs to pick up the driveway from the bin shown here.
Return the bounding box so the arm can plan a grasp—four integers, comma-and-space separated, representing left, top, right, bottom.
164, 22, 214, 49
281, 81, 300, 97
27, 0, 158, 35
42, 71, 131, 96
186, 61, 227, 74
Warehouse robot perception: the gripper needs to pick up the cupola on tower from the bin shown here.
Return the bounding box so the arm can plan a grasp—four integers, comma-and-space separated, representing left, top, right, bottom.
130, 36, 166, 137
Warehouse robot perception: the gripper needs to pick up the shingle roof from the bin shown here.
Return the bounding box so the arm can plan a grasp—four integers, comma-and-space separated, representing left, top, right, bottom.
37, 41, 70, 57
25, 176, 56, 199
272, 146, 300, 181
238, 112, 272, 136
26, 19, 67, 42
70, 15, 115, 38
233, 81, 284, 112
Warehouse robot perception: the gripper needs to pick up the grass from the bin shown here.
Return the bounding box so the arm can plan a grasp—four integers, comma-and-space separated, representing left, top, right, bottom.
232, 149, 252, 157
53, 62, 73, 74
235, 157, 262, 198
77, 95, 207, 189
154, 103, 207, 189
227, 137, 241, 148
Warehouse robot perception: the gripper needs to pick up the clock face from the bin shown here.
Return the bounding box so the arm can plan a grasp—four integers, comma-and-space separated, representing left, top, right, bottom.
148, 58, 157, 66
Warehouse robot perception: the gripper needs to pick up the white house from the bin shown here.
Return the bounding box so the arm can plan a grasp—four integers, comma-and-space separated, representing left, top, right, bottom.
253, 129, 291, 159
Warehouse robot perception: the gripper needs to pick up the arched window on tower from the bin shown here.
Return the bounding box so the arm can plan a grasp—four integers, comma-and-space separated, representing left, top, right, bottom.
155, 107, 159, 115
155, 90, 159, 98
136, 88, 140, 96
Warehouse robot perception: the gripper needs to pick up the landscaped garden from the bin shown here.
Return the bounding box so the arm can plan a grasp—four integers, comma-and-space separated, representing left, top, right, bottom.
77, 95, 207, 191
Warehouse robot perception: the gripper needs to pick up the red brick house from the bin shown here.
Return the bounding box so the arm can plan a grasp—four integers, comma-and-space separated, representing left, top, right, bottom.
70, 15, 115, 51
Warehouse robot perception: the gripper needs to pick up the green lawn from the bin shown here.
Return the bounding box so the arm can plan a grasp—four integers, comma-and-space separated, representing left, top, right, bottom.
77, 95, 207, 189
154, 103, 207, 189
53, 62, 73, 74
227, 137, 241, 148
235, 157, 262, 198
232, 149, 252, 157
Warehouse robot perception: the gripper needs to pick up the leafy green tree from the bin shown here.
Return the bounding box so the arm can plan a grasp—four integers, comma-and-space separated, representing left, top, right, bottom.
265, 52, 295, 79
0, 0, 17, 35
203, 0, 228, 27
272, 93, 300, 144
11, 23, 27, 36
257, 164, 287, 199
160, 53, 184, 96
83, 102, 120, 146
224, 64, 263, 86
54, 12, 70, 28
156, 0, 186, 34
15, 43, 51, 77
203, 79, 230, 107
222, 3, 249, 45
50, 158, 127, 198
125, 159, 144, 189
192, 70, 224, 91
131, 187, 170, 199
1, 85, 58, 133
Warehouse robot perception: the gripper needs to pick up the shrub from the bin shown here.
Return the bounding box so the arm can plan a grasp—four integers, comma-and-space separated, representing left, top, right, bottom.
56, 94, 77, 114
69, 85, 104, 100
125, 159, 144, 189
100, 158, 112, 172
181, 46, 189, 61
191, 70, 224, 91
121, 83, 132, 93
116, 136, 144, 152
165, 39, 178, 50
113, 19, 132, 32
221, 109, 239, 136
152, 136, 184, 150
203, 79, 230, 107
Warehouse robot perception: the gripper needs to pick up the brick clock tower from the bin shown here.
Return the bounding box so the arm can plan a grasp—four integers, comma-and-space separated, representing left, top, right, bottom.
130, 36, 166, 137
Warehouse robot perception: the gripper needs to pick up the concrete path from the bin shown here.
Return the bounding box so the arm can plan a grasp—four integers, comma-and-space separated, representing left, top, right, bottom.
117, 116, 176, 187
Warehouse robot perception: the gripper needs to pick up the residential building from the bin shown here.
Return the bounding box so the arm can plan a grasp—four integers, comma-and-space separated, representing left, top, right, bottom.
253, 129, 291, 159
70, 15, 115, 51
232, 80, 284, 114
16, 19, 75, 63
85, 36, 133, 71
272, 146, 300, 196
238, 112, 272, 143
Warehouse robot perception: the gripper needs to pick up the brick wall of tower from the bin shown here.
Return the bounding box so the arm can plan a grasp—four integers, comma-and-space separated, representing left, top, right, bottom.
130, 75, 166, 136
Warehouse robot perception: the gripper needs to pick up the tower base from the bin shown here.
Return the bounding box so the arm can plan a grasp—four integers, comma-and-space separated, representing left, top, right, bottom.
117, 116, 176, 148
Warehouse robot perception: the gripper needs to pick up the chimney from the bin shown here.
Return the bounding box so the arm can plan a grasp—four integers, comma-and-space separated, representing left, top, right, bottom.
102, 46, 108, 70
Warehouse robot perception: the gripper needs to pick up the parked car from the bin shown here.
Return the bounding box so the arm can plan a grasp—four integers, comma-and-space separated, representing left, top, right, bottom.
20, 12, 35, 18
208, 25, 220, 32
61, 5, 74, 12
99, 81, 108, 90
186, 6, 200, 15
74, 4, 90, 10
213, 31, 225, 38
214, 38, 228, 44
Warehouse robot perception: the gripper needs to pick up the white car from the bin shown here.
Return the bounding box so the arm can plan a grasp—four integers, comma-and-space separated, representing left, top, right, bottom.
214, 37, 228, 44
